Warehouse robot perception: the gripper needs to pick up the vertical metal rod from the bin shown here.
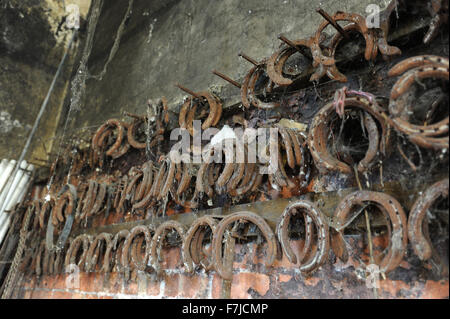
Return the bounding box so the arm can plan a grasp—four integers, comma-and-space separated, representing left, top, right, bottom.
0, 30, 77, 200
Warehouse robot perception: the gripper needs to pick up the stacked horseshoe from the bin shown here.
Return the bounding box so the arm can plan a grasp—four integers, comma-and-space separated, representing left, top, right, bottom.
90, 97, 170, 167
179, 92, 222, 136
386, 55, 449, 150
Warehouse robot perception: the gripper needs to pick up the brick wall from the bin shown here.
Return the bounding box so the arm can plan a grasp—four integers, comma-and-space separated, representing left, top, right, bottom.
16, 239, 449, 299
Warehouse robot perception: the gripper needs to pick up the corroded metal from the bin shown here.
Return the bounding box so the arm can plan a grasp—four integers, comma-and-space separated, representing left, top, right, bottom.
277, 200, 329, 274
408, 179, 449, 261
182, 215, 219, 273
308, 96, 389, 174
150, 220, 186, 275
387, 55, 449, 149
333, 190, 408, 274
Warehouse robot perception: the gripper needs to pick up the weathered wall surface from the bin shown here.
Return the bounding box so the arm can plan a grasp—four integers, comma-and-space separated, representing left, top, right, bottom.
0, 0, 88, 162
66, 0, 387, 134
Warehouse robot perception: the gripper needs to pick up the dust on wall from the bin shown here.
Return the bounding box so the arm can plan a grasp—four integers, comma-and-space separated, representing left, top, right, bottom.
0, 0, 89, 162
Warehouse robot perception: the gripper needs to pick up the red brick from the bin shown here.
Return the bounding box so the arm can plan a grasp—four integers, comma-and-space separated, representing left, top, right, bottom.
146, 278, 161, 296
39, 275, 53, 289
272, 252, 295, 269
272, 241, 304, 269
211, 274, 223, 299
232, 243, 249, 269
422, 280, 449, 299
88, 273, 101, 292
49, 275, 61, 289
105, 272, 123, 294
303, 276, 320, 287
379, 279, 415, 298
123, 280, 138, 296
51, 275, 68, 290
52, 291, 73, 299
90, 273, 105, 293
77, 272, 87, 291
179, 274, 209, 298
163, 273, 180, 298
79, 273, 99, 292
248, 242, 267, 267
136, 272, 148, 295
279, 274, 292, 283
30, 289, 51, 299
371, 234, 389, 250
22, 289, 33, 299
230, 273, 270, 299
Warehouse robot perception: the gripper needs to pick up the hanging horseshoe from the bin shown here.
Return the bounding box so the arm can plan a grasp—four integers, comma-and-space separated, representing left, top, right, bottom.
91, 119, 127, 163
387, 55, 449, 149
277, 200, 330, 274
121, 225, 153, 274
85, 232, 112, 272
132, 161, 155, 211
267, 38, 315, 86
311, 12, 375, 82
308, 96, 389, 174
102, 229, 130, 273
64, 234, 92, 272
333, 190, 408, 273
150, 220, 186, 275
170, 162, 199, 209
53, 184, 77, 227
182, 216, 219, 273
127, 115, 147, 149
248, 66, 280, 109
423, 0, 449, 44
35, 239, 47, 277
212, 211, 277, 280
372, 0, 402, 60
179, 92, 222, 136
39, 196, 55, 230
